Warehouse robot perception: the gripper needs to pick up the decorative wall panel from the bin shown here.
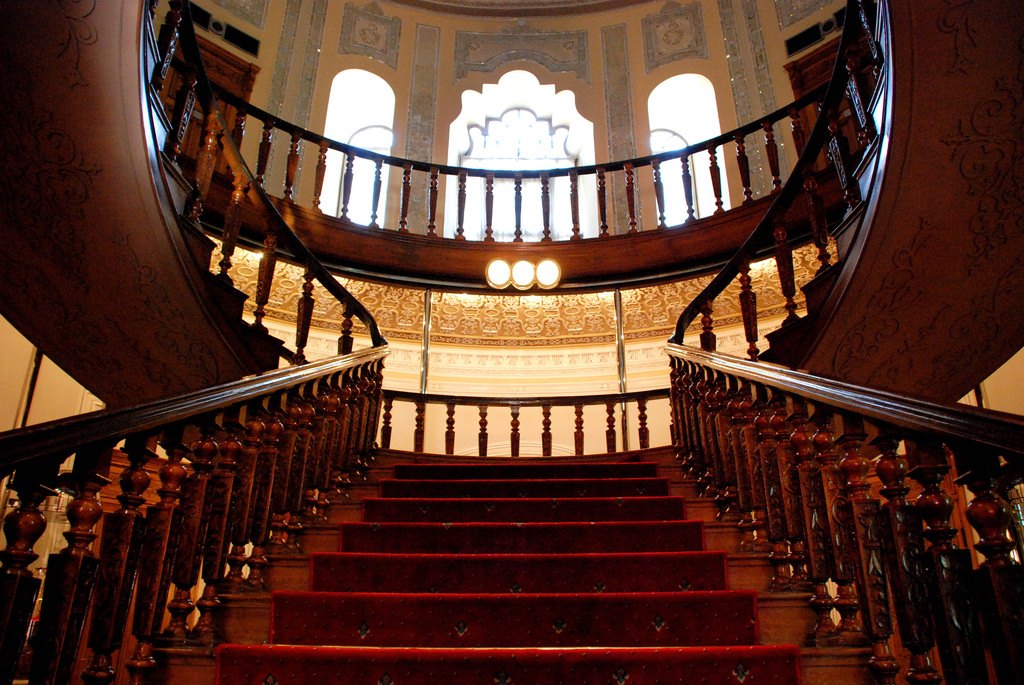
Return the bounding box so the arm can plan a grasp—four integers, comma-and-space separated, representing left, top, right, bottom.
642, 1, 709, 72
405, 24, 441, 233
454, 21, 589, 83
601, 24, 637, 235
206, 0, 269, 28
774, 0, 833, 30
339, 2, 401, 69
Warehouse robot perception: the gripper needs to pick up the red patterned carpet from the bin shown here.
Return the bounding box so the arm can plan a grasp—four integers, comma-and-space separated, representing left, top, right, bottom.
216, 460, 801, 684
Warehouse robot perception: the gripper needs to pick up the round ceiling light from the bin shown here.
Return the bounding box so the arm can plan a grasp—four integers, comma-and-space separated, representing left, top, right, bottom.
535, 258, 560, 289
511, 260, 536, 289
485, 259, 511, 288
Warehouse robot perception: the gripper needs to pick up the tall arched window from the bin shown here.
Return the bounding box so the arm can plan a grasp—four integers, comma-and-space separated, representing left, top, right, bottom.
320, 69, 395, 225
446, 71, 596, 241
648, 74, 729, 224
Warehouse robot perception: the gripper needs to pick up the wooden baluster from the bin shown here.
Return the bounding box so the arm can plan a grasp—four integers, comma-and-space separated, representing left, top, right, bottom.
381, 394, 393, 449
164, 67, 196, 162
283, 129, 301, 202
788, 399, 839, 642
414, 401, 426, 453
398, 163, 412, 233
255, 118, 274, 188
218, 170, 249, 280
809, 410, 863, 641
312, 139, 329, 212
339, 152, 355, 219
339, 305, 354, 355
189, 115, 222, 220
247, 405, 284, 590
827, 112, 860, 209
735, 134, 753, 204
478, 405, 488, 457
510, 404, 521, 458
681, 363, 706, 477
692, 367, 717, 496
907, 438, 988, 682
364, 361, 387, 463
738, 381, 770, 552
513, 173, 524, 242
252, 224, 279, 332
267, 393, 301, 551
788, 106, 806, 156
293, 268, 315, 365
699, 302, 716, 352
192, 418, 240, 643
0, 465, 52, 684
835, 415, 899, 684
427, 167, 439, 237
770, 398, 810, 590
82, 436, 153, 683
231, 105, 246, 150
151, 2, 182, 92
356, 365, 380, 470
680, 153, 696, 222
445, 401, 456, 455
541, 404, 552, 456
738, 260, 760, 360
484, 172, 495, 241
597, 167, 609, 237
873, 435, 941, 683
624, 162, 638, 234
772, 222, 800, 324
708, 145, 725, 214
846, 54, 875, 146
651, 160, 667, 230
954, 446, 1022, 684
753, 390, 792, 590
369, 158, 384, 228
637, 396, 649, 449
334, 372, 357, 490
668, 362, 690, 466
762, 121, 782, 192
314, 377, 342, 521
803, 175, 831, 273
301, 383, 329, 523
540, 173, 551, 241
709, 376, 739, 520
605, 401, 617, 453
455, 170, 467, 240
569, 169, 581, 240
164, 421, 217, 640
285, 389, 316, 550
30, 447, 109, 685
574, 403, 585, 456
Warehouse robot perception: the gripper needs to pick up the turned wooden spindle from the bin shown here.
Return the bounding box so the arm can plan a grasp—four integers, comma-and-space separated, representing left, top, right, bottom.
769, 399, 810, 590
735, 134, 753, 204
510, 404, 521, 458
369, 158, 384, 228
82, 437, 154, 684
513, 173, 524, 242
707, 145, 724, 214
164, 68, 196, 162
738, 260, 759, 360
574, 403, 585, 456
188, 115, 222, 220
540, 173, 551, 241
637, 396, 649, 449
788, 106, 806, 156
624, 162, 638, 234
268, 394, 302, 550
651, 160, 667, 230
678, 152, 696, 222
284, 390, 316, 549
735, 382, 770, 552
247, 406, 285, 590
398, 163, 412, 233
752, 391, 793, 590
380, 394, 394, 449
802, 175, 831, 273
314, 377, 343, 521
692, 368, 716, 495
597, 168, 609, 237
455, 170, 467, 240
232, 105, 246, 149
569, 169, 581, 240
827, 113, 860, 209
772, 223, 800, 324
292, 269, 315, 365
478, 404, 489, 457
541, 404, 552, 456
254, 117, 274, 187
706, 377, 738, 521
252, 224, 279, 332
218, 171, 249, 280
762, 121, 782, 191
339, 152, 355, 219
414, 401, 426, 453
605, 401, 617, 453
699, 302, 716, 352
312, 139, 329, 211
219, 407, 256, 591
283, 129, 301, 202
300, 383, 329, 523
151, 2, 182, 92
427, 167, 439, 237
445, 401, 456, 455
339, 305, 354, 355
484, 172, 495, 241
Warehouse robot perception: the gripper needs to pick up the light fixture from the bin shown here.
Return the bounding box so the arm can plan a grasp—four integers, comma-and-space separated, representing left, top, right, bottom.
511, 260, 535, 290
485, 259, 512, 288
535, 259, 560, 289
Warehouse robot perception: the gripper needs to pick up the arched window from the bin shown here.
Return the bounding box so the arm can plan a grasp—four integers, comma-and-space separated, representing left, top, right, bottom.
320, 69, 395, 225
648, 74, 729, 224
446, 71, 596, 241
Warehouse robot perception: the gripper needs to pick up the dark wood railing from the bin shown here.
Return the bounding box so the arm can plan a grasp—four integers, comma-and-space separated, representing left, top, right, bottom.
381, 389, 669, 457
665, 343, 1024, 685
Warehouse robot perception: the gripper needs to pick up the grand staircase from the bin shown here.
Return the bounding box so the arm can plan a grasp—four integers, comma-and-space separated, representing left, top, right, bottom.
215, 456, 804, 684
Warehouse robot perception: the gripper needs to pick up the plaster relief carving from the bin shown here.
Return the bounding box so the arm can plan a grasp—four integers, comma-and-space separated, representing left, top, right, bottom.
774, 0, 833, 30
642, 2, 708, 72
339, 2, 401, 69
454, 21, 589, 83
205, 0, 269, 29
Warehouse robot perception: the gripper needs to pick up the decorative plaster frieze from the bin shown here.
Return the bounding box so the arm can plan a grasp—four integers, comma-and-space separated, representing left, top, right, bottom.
206, 0, 269, 29
454, 21, 589, 83
601, 24, 637, 235
339, 2, 401, 69
642, 2, 709, 72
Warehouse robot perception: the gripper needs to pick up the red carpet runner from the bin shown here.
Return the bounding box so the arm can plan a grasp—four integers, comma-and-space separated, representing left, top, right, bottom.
217, 460, 801, 683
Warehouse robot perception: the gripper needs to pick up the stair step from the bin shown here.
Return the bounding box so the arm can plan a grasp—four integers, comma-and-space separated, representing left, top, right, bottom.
310, 551, 728, 594
361, 496, 688, 522
379, 477, 670, 498
393, 461, 660, 480
338, 521, 705, 554
270, 590, 760, 647
215, 645, 801, 684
